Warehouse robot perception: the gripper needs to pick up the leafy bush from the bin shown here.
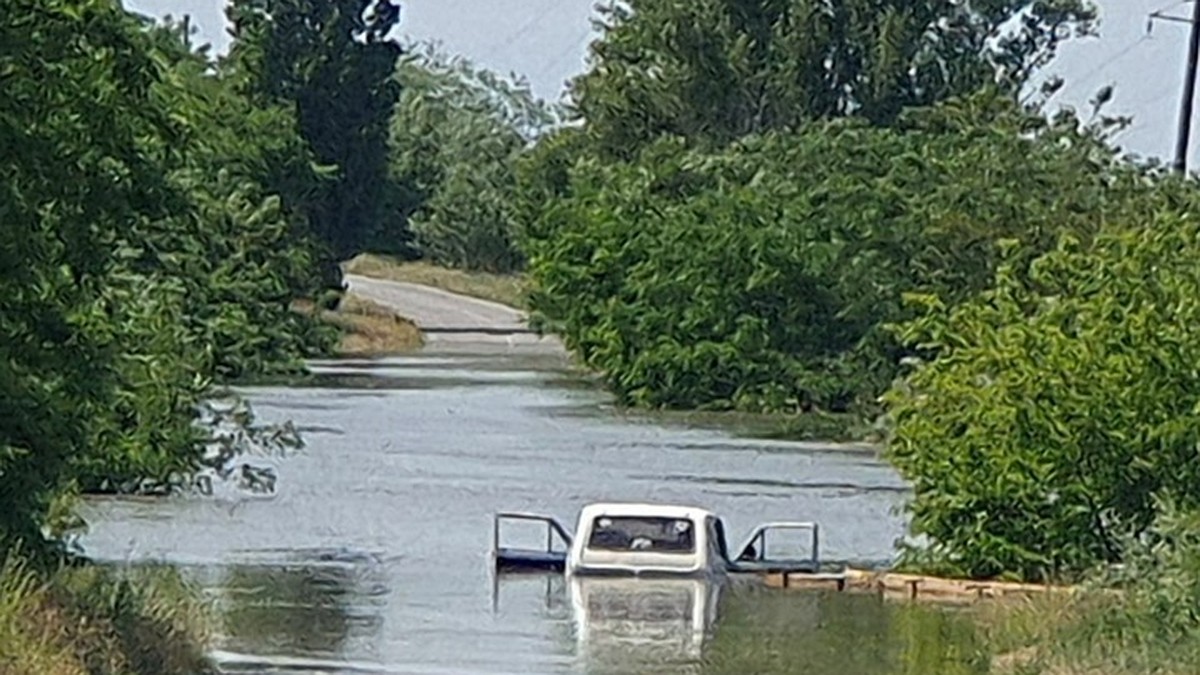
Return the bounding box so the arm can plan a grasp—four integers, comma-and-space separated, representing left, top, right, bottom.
66, 17, 337, 496
0, 0, 169, 555
145, 26, 339, 375
886, 200, 1200, 581
522, 93, 1138, 414
0, 1, 339, 555
1095, 503, 1200, 648
525, 138, 861, 412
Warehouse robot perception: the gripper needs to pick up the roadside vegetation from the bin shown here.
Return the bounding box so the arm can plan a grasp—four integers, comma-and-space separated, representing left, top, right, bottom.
0, 0, 412, 670
0, 556, 214, 675
314, 294, 424, 356
980, 505, 1200, 674
11, 0, 1200, 670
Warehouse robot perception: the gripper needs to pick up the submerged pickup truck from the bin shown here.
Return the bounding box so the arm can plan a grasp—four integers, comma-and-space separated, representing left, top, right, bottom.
492, 501, 824, 579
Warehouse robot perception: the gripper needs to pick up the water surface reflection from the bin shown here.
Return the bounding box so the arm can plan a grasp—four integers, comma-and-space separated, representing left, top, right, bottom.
568, 578, 720, 673
490, 575, 991, 675
701, 585, 989, 675
80, 350, 933, 673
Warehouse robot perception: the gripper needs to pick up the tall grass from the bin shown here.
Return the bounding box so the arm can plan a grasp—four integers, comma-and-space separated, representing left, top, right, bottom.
295, 292, 424, 355
980, 503, 1200, 675
0, 554, 214, 675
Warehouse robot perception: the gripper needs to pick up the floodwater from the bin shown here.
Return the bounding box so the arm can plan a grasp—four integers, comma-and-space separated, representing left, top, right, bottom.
79, 343, 983, 674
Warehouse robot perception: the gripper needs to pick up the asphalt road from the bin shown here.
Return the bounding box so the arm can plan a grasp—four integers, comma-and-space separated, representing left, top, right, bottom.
344, 274, 565, 353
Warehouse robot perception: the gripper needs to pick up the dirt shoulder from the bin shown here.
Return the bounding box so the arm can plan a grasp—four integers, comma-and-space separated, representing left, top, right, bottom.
342, 254, 528, 309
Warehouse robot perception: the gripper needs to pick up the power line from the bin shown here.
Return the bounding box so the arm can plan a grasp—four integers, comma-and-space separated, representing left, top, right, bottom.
1153, 0, 1200, 173
475, 0, 566, 66
1070, 36, 1150, 95
526, 23, 595, 101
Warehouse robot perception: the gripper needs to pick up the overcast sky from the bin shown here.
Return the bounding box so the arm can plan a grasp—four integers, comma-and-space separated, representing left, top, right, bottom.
124, 0, 1190, 166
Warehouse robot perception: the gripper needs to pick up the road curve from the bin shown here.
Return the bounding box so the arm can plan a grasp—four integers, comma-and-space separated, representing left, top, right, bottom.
344, 274, 565, 353
345, 274, 526, 331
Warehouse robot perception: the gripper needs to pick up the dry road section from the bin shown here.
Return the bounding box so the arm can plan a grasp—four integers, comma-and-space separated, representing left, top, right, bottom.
344, 274, 564, 353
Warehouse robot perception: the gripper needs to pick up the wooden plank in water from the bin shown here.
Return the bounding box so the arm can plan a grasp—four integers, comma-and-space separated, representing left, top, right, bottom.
763, 572, 850, 591
764, 568, 1080, 605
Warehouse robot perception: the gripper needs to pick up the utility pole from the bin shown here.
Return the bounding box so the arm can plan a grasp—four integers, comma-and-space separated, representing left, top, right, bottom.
182, 14, 192, 50
1174, 0, 1200, 174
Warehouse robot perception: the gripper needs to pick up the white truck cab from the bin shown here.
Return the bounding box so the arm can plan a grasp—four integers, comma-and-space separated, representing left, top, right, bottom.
491, 501, 820, 578
490, 502, 823, 667
566, 503, 731, 578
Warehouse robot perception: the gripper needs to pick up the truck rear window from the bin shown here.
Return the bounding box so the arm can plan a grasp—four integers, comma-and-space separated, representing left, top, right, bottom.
586, 516, 695, 553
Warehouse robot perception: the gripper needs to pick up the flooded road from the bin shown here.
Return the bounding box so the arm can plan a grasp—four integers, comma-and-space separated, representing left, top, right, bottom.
77, 344, 965, 674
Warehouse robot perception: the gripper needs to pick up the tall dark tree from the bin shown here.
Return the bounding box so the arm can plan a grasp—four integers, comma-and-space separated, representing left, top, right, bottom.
225, 0, 410, 260
572, 0, 1095, 157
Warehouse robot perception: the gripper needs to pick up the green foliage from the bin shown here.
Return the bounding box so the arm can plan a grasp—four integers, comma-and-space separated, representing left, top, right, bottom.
1096, 502, 1200, 647
226, 0, 409, 259
525, 137, 859, 412
571, 0, 1096, 157
390, 44, 560, 272
70, 18, 337, 496
885, 198, 1200, 581
0, 0, 167, 555
75, 277, 209, 496
150, 23, 341, 307
982, 504, 1200, 675
0, 0, 339, 558
513, 125, 591, 241
522, 92, 1133, 415
518, 0, 1194, 591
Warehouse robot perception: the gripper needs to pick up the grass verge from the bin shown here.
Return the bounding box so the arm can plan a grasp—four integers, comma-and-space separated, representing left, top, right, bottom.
295, 293, 423, 356
985, 593, 1200, 675
0, 554, 213, 675
343, 253, 529, 309
978, 593, 1177, 674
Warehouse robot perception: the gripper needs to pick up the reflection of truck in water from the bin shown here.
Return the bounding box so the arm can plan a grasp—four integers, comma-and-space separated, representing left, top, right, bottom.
568, 576, 721, 667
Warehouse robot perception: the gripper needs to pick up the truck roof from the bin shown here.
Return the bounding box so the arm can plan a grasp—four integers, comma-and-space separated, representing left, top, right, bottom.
578, 502, 716, 522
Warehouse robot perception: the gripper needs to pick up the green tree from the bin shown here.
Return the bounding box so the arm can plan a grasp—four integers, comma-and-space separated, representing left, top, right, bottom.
225, 0, 408, 259
571, 0, 1095, 156
885, 192, 1200, 581
71, 18, 338, 495
135, 23, 338, 376
0, 0, 171, 553
390, 44, 560, 272
521, 92, 1136, 414
1, 0, 341, 552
